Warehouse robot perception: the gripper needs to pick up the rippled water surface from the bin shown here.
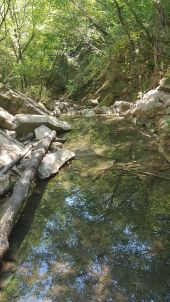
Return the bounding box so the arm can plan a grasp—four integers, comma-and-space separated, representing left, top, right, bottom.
0, 117, 170, 302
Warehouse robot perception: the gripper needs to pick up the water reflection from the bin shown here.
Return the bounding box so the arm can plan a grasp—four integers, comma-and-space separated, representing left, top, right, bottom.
0, 117, 170, 302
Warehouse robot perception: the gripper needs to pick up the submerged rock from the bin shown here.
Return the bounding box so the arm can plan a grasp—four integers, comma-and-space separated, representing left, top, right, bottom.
14, 114, 71, 136
38, 149, 75, 179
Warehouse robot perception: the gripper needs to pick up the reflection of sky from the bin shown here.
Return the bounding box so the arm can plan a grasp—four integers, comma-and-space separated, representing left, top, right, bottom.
112, 226, 151, 257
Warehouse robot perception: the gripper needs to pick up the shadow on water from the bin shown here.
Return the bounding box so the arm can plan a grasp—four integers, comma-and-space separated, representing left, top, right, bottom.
4, 181, 48, 262
0, 117, 170, 302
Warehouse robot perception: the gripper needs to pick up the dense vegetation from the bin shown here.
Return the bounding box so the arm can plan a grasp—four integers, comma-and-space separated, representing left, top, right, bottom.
0, 0, 170, 103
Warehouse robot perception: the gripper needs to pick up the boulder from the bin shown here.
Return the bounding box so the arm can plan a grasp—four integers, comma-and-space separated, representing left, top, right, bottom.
128, 88, 170, 118
0, 130, 23, 168
0, 88, 43, 115
0, 107, 15, 130
38, 149, 75, 179
14, 114, 71, 136
34, 125, 52, 140
0, 86, 53, 116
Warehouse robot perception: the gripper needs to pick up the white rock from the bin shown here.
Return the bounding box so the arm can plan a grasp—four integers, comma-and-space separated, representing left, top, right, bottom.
14, 114, 71, 136
0, 130, 23, 167
0, 107, 15, 130
34, 125, 52, 140
38, 149, 75, 179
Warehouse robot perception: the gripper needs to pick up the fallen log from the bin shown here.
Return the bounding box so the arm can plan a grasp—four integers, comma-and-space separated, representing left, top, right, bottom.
0, 130, 56, 260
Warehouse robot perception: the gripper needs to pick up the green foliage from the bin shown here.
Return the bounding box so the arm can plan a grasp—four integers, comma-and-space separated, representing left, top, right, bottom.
0, 0, 169, 101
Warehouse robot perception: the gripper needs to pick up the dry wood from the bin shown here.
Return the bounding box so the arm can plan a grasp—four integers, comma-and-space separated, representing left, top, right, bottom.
0, 145, 32, 176
0, 131, 56, 260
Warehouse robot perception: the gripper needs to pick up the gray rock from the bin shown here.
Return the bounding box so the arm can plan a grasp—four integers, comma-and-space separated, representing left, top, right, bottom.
0, 107, 15, 130
14, 114, 71, 136
0, 130, 23, 167
38, 149, 75, 179
128, 88, 170, 118
34, 125, 52, 140
0, 88, 44, 115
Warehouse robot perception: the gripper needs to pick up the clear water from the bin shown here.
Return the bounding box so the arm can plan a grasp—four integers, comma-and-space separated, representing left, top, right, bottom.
0, 117, 170, 302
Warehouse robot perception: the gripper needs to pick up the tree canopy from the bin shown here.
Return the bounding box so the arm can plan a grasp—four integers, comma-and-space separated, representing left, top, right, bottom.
0, 0, 169, 102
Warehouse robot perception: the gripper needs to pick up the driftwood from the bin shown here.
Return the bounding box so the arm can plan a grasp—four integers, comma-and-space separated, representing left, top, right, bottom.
0, 130, 56, 260
0, 145, 32, 176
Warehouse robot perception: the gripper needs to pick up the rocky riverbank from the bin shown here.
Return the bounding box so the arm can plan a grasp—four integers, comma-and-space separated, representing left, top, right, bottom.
1, 74, 170, 200
0, 85, 74, 198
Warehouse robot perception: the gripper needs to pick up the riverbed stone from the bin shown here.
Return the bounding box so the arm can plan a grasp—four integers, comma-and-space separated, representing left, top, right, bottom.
14, 114, 71, 136
38, 149, 75, 179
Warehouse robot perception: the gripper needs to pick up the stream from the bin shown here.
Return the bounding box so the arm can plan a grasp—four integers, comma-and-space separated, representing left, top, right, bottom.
0, 116, 170, 302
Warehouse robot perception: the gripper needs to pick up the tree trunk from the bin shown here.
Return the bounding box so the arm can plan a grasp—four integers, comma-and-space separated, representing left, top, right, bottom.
0, 131, 56, 260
